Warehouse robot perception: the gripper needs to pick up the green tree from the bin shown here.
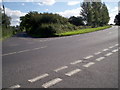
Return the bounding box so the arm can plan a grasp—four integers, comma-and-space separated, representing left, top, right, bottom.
100, 3, 110, 26
20, 12, 71, 37
68, 16, 84, 26
1, 6, 11, 27
92, 2, 103, 27
81, 1, 110, 27
81, 1, 92, 26
114, 11, 120, 25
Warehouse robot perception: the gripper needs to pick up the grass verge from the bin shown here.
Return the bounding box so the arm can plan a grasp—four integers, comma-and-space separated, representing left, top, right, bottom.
57, 26, 112, 36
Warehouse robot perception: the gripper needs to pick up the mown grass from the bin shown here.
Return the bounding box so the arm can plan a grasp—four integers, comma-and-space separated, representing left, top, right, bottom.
57, 26, 112, 36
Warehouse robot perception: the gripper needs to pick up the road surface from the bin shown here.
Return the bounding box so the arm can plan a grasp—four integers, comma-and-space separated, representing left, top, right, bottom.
2, 26, 119, 89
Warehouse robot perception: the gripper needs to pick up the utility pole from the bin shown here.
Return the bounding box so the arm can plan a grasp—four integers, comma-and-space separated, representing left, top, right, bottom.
2, 3, 7, 28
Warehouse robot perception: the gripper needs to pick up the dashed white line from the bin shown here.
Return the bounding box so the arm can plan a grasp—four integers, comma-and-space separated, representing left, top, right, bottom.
2, 52, 17, 56
70, 60, 82, 65
41, 46, 47, 48
17, 49, 30, 53
83, 62, 95, 67
65, 69, 81, 76
28, 73, 49, 83
114, 44, 119, 47
105, 52, 113, 56
103, 49, 109, 51
9, 85, 21, 88
112, 49, 118, 53
54, 66, 68, 72
2, 46, 47, 56
109, 46, 114, 49
42, 78, 62, 88
96, 57, 105, 61
94, 52, 101, 55
84, 55, 93, 59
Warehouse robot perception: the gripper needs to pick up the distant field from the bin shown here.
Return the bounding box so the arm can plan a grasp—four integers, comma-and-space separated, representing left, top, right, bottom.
57, 26, 112, 36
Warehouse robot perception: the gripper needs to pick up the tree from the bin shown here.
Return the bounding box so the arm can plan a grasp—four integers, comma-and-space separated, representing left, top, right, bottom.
0, 6, 11, 27
81, 1, 92, 26
114, 11, 120, 25
2, 14, 11, 27
68, 16, 84, 26
20, 12, 70, 37
100, 3, 110, 26
92, 2, 103, 27
80, 1, 110, 27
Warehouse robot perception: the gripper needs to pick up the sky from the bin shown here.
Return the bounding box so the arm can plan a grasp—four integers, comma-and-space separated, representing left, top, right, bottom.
1, 0, 119, 26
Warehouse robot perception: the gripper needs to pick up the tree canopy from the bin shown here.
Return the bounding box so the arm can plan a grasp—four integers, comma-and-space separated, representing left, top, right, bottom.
114, 11, 120, 25
0, 7, 11, 27
68, 16, 84, 26
20, 12, 77, 37
81, 1, 110, 27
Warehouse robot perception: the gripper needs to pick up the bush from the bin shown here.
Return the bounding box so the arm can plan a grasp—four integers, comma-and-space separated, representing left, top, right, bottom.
2, 26, 15, 40
20, 12, 79, 37
29, 23, 78, 37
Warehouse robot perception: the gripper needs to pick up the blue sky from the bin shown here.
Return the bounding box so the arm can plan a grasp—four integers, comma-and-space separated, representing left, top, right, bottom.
1, 0, 119, 26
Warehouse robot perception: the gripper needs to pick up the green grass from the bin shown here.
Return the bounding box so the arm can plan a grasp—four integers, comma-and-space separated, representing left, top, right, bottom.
57, 26, 112, 36
1, 26, 16, 40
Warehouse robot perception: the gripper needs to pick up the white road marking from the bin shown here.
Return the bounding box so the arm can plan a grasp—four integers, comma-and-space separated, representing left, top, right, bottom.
114, 44, 119, 46
94, 52, 101, 55
54, 66, 68, 72
103, 49, 109, 51
65, 69, 81, 76
10, 85, 21, 88
84, 55, 93, 59
112, 49, 118, 53
96, 57, 105, 61
28, 73, 49, 83
42, 78, 62, 88
17, 49, 31, 53
109, 46, 114, 49
83, 62, 95, 67
32, 48, 41, 50
2, 46, 47, 56
105, 53, 113, 56
2, 52, 17, 56
41, 46, 47, 48
70, 60, 82, 65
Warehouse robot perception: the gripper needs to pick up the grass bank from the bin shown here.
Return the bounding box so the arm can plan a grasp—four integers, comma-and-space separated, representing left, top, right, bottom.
1, 26, 16, 40
57, 26, 112, 36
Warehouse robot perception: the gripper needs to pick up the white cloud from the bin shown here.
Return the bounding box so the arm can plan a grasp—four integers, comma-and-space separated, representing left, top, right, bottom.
67, 1, 80, 6
5, 8, 26, 26
37, 0, 55, 5
57, 7, 81, 18
108, 6, 118, 24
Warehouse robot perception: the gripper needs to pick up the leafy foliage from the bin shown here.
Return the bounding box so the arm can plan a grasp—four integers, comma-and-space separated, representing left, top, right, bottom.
114, 11, 120, 25
20, 12, 78, 37
68, 16, 84, 26
81, 1, 110, 27
1, 6, 11, 27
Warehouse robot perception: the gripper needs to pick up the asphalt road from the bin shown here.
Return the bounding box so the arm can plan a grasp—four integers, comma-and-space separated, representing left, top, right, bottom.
2, 26, 119, 89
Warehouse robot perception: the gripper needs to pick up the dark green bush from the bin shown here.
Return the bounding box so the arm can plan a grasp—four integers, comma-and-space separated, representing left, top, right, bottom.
20, 12, 79, 37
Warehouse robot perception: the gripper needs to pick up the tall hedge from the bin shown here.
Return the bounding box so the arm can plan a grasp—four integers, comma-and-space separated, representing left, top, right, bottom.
20, 12, 75, 37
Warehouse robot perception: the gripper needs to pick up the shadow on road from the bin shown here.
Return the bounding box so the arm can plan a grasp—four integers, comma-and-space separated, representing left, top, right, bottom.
13, 32, 59, 39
